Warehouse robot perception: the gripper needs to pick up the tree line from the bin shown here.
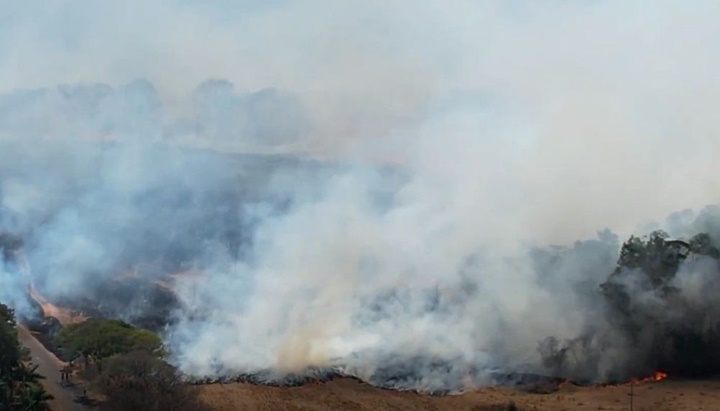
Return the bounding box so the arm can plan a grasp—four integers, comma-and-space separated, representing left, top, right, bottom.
0, 302, 52, 411
53, 318, 210, 411
540, 228, 720, 381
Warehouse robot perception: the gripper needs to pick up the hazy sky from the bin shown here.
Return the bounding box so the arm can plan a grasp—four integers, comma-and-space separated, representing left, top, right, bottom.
2, 0, 720, 239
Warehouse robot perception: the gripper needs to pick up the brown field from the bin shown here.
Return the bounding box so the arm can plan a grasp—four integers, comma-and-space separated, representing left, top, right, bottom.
195, 378, 720, 411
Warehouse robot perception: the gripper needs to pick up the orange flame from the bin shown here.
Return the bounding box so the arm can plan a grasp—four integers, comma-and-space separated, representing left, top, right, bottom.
646, 371, 668, 382
27, 284, 86, 326
631, 371, 667, 384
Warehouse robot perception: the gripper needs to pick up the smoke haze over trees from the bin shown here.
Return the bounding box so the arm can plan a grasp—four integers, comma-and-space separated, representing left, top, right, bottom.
1, 0, 720, 394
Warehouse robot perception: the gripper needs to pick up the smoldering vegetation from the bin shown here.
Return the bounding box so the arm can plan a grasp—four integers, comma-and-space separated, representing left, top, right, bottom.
2, 0, 720, 398
0, 76, 390, 318
182, 209, 720, 394
2, 78, 720, 395
544, 209, 720, 383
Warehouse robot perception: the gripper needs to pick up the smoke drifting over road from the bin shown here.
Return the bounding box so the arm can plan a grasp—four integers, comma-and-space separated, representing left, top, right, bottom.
1, 0, 720, 393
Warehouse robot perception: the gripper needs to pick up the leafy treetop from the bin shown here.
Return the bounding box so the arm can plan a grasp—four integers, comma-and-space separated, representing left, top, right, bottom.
56, 318, 164, 362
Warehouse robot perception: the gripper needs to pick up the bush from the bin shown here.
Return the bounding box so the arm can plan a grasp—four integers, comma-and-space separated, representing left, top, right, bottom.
96, 351, 210, 411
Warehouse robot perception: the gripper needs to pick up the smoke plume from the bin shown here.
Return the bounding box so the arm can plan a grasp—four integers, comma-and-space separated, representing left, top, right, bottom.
1, 0, 720, 393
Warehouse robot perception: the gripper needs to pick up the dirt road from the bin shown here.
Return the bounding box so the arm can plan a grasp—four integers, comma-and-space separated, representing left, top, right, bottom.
16, 325, 91, 411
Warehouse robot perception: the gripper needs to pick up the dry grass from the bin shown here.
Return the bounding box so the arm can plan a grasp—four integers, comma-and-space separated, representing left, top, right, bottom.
195, 378, 720, 411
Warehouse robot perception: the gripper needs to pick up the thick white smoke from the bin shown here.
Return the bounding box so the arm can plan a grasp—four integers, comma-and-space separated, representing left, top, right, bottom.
1, 0, 720, 391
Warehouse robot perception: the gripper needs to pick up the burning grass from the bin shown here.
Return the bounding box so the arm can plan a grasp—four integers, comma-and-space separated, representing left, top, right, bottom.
5, 221, 720, 400
27, 284, 86, 326
194, 377, 720, 411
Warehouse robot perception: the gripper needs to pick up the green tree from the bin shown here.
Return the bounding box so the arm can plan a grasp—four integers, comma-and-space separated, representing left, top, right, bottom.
56, 319, 164, 371
12, 382, 53, 411
0, 302, 53, 410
